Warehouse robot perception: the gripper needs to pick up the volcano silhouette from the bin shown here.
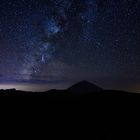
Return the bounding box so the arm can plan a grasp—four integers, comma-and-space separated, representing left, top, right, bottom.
68, 80, 103, 93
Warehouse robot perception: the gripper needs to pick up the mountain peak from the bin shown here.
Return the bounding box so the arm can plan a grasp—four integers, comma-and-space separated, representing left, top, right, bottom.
76, 80, 92, 84
68, 80, 103, 93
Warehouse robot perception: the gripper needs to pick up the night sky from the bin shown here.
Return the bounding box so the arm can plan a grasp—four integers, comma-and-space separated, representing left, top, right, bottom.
0, 0, 140, 92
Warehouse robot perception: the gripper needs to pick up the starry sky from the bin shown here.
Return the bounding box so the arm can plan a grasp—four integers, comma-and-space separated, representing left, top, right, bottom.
0, 0, 140, 92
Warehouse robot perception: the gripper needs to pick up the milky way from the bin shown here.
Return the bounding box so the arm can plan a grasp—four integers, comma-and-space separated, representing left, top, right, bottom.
0, 0, 140, 92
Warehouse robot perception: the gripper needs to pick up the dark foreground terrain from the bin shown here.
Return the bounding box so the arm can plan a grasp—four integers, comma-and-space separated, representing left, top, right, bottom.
0, 81, 139, 102
0, 81, 140, 140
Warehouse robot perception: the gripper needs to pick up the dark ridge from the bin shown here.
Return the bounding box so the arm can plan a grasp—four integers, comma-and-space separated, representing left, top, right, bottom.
0, 81, 139, 101
68, 80, 103, 93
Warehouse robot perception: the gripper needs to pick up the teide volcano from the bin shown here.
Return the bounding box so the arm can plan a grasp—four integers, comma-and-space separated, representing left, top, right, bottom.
68, 80, 103, 93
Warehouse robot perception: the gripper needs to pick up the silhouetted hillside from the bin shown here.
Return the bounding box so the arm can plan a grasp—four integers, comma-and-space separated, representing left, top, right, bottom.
68, 80, 103, 93
0, 81, 139, 100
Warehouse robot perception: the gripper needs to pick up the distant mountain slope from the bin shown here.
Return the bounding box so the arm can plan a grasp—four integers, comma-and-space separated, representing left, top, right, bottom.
0, 81, 139, 100
68, 80, 103, 93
